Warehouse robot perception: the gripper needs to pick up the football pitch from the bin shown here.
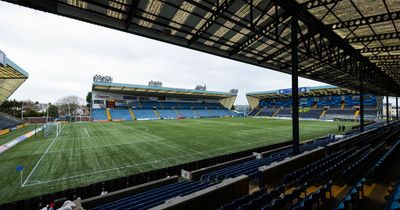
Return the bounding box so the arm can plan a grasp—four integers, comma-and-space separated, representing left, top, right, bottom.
0, 117, 356, 204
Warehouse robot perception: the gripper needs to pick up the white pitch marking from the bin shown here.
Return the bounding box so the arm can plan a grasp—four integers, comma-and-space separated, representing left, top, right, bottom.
21, 137, 287, 187
22, 124, 65, 187
84, 128, 90, 138
21, 153, 195, 187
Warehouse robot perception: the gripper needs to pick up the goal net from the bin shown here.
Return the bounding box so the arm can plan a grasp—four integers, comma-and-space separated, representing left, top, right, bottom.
44, 122, 64, 138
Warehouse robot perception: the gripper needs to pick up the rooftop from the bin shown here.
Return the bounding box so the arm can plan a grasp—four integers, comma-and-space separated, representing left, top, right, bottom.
92, 82, 237, 99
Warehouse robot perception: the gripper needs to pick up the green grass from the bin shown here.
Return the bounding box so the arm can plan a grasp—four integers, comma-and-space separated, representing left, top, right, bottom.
0, 117, 355, 204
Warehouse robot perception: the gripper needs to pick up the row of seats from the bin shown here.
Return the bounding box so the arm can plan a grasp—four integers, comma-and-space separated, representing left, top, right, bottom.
91, 109, 108, 121
201, 150, 291, 181
128, 101, 224, 109
292, 180, 333, 210
249, 105, 378, 120
202, 136, 338, 182
0, 112, 23, 130
217, 123, 396, 210
92, 180, 216, 210
335, 140, 400, 210
109, 109, 131, 121
217, 185, 284, 210
92, 108, 236, 121
386, 182, 400, 210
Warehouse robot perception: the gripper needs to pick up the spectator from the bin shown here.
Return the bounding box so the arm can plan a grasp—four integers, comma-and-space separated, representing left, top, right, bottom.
342, 125, 346, 132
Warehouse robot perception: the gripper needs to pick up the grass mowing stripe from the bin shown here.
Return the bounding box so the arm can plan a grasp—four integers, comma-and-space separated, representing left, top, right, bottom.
21, 124, 66, 187
0, 118, 356, 204
22, 153, 202, 187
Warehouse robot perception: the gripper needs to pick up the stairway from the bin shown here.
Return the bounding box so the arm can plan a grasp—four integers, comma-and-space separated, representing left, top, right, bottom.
192, 109, 200, 117
106, 108, 112, 121
255, 109, 263, 116
153, 109, 161, 119
129, 108, 136, 120
175, 109, 181, 117
320, 109, 327, 118
272, 109, 280, 117
355, 110, 360, 117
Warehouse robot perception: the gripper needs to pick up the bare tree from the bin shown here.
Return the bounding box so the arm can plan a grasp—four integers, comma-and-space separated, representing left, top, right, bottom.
56, 96, 85, 116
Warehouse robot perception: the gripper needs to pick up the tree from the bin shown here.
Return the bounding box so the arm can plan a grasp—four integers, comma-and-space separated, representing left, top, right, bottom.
56, 96, 84, 116
47, 103, 59, 117
86, 92, 92, 108
0, 99, 22, 116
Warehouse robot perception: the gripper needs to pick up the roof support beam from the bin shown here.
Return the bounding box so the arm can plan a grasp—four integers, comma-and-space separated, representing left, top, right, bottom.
328, 11, 400, 30
348, 32, 400, 43
187, 0, 235, 45
125, 0, 140, 30
271, 0, 400, 95
368, 55, 400, 61
302, 0, 344, 9
291, 16, 300, 155
229, 0, 340, 57
360, 45, 400, 53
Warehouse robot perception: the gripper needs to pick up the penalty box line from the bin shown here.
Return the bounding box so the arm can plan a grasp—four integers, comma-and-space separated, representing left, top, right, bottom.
22, 124, 65, 187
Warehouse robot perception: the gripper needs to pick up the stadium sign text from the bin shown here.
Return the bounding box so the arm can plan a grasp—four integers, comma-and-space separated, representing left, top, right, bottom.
277, 87, 309, 95
148, 80, 163, 87
93, 75, 113, 83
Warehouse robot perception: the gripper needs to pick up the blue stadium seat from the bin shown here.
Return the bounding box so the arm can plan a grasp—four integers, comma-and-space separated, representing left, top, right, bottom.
91, 108, 108, 121
132, 109, 159, 120
0, 112, 23, 129
109, 109, 132, 121
157, 109, 177, 119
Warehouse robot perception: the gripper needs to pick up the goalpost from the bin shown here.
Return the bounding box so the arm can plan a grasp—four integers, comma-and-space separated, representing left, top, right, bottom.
44, 122, 64, 138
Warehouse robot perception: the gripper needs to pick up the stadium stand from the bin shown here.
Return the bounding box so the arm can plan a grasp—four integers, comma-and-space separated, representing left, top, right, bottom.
157, 109, 177, 119
132, 109, 159, 120
109, 109, 132, 121
0, 112, 23, 130
1, 119, 398, 210
69, 121, 397, 210
3, 1, 400, 209
90, 82, 237, 121
91, 108, 108, 121
247, 86, 382, 120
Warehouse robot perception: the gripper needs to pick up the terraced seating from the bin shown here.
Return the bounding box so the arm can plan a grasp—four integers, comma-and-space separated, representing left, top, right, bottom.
335, 178, 366, 210
385, 182, 400, 210
207, 102, 224, 109
161, 101, 179, 108
91, 108, 108, 121
299, 110, 322, 119
195, 109, 214, 118
0, 112, 23, 130
132, 109, 158, 120
92, 180, 215, 210
177, 109, 197, 118
157, 109, 177, 119
217, 185, 284, 210
139, 101, 162, 109
177, 102, 194, 109
109, 109, 132, 121
201, 149, 291, 181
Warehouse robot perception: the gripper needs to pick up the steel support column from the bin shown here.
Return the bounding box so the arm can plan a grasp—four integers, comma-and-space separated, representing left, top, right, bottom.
386, 96, 390, 124
359, 91, 364, 132
396, 96, 398, 120
291, 16, 300, 155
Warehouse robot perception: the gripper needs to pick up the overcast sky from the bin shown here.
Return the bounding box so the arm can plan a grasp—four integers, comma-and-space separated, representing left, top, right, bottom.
0, 2, 328, 105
